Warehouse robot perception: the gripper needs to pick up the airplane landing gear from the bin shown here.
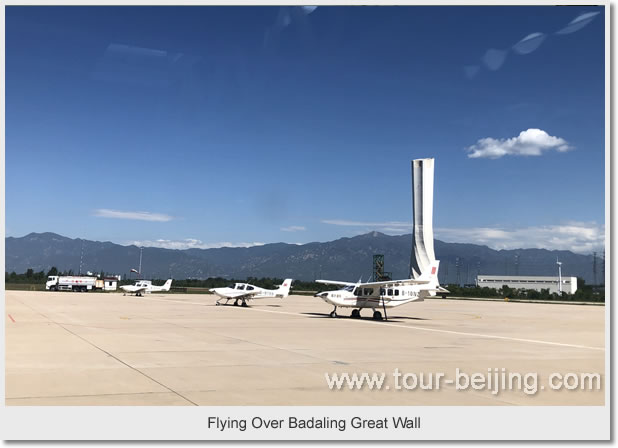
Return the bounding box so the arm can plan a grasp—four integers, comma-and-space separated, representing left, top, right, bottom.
351, 309, 361, 318
372, 310, 383, 321
234, 299, 240, 306
329, 307, 338, 318
241, 300, 248, 307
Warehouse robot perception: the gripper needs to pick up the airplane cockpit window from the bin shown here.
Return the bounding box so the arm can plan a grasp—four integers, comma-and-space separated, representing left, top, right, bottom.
363, 288, 373, 296
353, 287, 361, 296
237, 284, 245, 290
246, 286, 254, 290
343, 285, 354, 292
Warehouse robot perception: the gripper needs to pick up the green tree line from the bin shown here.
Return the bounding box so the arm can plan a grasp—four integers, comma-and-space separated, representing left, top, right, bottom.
6, 269, 603, 301
445, 278, 604, 302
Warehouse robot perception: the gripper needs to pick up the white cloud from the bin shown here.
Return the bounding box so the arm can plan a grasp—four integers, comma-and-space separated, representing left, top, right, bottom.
322, 219, 411, 229
93, 209, 173, 222
466, 128, 572, 159
128, 238, 264, 250
322, 218, 604, 253
435, 222, 604, 254
281, 226, 306, 232
321, 219, 412, 236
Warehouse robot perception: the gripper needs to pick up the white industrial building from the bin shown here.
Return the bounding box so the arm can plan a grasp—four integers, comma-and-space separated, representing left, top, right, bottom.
95, 277, 118, 291
476, 275, 578, 295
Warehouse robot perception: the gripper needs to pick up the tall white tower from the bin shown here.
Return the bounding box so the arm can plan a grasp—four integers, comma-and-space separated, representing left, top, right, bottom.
409, 158, 437, 279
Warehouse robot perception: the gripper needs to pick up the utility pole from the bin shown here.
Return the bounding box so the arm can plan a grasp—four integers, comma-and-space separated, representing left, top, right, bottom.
556, 258, 563, 295
593, 251, 597, 286
602, 250, 605, 285
455, 257, 460, 286
138, 247, 143, 279
79, 241, 84, 276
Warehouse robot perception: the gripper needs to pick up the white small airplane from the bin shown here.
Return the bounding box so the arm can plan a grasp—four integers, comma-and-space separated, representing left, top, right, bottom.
210, 279, 294, 307
121, 279, 173, 296
315, 261, 447, 320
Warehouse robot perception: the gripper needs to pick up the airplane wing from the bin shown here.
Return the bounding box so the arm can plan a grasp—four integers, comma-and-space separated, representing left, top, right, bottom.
317, 278, 431, 288
220, 290, 262, 300
355, 278, 431, 287
316, 280, 356, 287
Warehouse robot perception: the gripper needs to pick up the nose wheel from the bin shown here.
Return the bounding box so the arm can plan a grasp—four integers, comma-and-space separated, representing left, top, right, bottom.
329, 306, 338, 318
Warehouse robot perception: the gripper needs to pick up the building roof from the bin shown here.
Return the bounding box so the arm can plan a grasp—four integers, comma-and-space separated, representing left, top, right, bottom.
477, 275, 576, 282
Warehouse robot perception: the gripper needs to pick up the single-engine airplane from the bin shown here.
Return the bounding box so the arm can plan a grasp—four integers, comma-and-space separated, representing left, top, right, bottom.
210, 279, 293, 307
121, 279, 173, 296
315, 261, 447, 321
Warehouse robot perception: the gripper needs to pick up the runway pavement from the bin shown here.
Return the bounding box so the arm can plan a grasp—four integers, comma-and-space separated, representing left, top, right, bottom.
5, 290, 605, 405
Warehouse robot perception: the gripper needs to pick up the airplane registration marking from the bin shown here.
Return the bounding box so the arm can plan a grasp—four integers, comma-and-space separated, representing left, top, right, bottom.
139, 296, 604, 352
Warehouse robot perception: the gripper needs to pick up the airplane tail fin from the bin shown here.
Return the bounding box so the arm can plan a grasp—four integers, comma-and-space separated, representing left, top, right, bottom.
276, 279, 293, 297
417, 261, 448, 296
418, 261, 439, 282
163, 279, 173, 291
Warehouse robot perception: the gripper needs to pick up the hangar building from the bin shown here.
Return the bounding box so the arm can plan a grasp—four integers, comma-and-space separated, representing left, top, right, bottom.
476, 275, 578, 295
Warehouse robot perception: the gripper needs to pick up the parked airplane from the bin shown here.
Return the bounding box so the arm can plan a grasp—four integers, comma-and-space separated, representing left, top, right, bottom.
315, 261, 447, 320
121, 279, 173, 296
211, 279, 294, 307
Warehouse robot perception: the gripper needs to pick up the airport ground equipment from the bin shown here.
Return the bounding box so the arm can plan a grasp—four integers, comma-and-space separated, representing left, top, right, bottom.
45, 275, 97, 292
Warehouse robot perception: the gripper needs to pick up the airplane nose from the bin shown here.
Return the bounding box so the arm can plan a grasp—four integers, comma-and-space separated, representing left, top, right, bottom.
315, 292, 327, 298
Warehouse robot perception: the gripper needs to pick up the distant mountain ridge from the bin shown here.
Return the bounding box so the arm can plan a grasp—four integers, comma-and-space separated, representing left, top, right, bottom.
5, 232, 600, 284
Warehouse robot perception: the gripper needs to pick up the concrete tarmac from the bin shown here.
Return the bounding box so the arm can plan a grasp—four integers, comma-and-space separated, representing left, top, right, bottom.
5, 290, 605, 406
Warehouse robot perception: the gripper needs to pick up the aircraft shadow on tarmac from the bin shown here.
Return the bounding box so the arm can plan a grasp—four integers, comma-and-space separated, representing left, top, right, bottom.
300, 312, 430, 322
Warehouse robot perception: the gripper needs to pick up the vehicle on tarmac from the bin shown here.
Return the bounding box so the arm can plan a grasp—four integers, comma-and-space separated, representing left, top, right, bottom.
120, 279, 173, 296
315, 261, 447, 321
46, 275, 97, 292
210, 279, 293, 307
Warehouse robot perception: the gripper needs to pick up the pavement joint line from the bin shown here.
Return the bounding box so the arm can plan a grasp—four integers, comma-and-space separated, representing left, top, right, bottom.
8, 314, 16, 323
7, 391, 190, 400
136, 306, 347, 367
141, 296, 605, 352
9, 296, 200, 406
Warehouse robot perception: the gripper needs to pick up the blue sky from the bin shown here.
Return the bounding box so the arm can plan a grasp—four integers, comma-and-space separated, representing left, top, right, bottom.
6, 6, 606, 254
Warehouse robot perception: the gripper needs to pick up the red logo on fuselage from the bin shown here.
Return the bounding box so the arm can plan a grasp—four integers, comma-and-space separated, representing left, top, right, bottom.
431, 267, 436, 275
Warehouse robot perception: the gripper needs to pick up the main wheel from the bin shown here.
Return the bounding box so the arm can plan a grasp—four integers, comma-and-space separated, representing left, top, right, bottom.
241, 301, 248, 308
351, 309, 360, 318
373, 311, 383, 321
234, 300, 239, 306
329, 311, 337, 318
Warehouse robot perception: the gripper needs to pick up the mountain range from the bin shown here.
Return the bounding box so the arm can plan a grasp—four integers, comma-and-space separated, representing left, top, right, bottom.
5, 232, 602, 284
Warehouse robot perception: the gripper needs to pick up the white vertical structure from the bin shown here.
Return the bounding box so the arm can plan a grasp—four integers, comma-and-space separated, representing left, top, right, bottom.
409, 158, 437, 279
